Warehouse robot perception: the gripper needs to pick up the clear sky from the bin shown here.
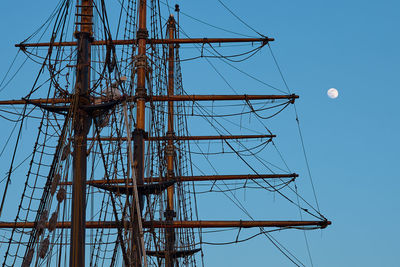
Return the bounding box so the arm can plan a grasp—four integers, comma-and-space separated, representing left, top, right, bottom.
0, 1, 399, 266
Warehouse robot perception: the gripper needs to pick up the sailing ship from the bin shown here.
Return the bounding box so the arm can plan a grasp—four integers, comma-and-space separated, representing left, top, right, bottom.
0, 1, 330, 266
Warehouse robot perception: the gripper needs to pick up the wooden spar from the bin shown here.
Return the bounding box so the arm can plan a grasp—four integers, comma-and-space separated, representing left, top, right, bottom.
166, 15, 176, 215
71, 1, 92, 266
149, 37, 274, 44
87, 134, 276, 142
0, 98, 71, 105
58, 173, 299, 186
132, 0, 147, 265
15, 37, 274, 48
0, 220, 331, 229
145, 94, 298, 101
147, 134, 276, 141
165, 15, 176, 267
0, 94, 298, 105
123, 101, 148, 266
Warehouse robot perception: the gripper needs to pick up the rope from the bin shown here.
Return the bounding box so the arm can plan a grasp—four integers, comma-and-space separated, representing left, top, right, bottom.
217, 0, 265, 37
268, 44, 321, 213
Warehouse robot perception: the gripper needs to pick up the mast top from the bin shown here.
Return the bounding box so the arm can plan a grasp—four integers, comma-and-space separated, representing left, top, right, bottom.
75, 0, 93, 36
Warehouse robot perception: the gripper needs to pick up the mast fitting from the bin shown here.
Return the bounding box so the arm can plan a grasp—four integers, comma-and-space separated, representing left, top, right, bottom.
137, 29, 149, 39
164, 210, 177, 219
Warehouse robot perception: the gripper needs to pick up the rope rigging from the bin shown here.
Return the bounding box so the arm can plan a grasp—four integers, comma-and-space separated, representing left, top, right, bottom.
0, 1, 329, 266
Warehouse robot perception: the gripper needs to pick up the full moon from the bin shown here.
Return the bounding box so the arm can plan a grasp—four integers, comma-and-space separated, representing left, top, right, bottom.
327, 88, 339, 99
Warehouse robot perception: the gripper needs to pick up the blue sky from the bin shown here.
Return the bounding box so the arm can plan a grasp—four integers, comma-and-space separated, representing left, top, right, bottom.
0, 0, 399, 266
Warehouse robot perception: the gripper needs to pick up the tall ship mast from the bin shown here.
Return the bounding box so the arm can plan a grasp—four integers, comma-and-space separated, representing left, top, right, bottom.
0, 1, 330, 266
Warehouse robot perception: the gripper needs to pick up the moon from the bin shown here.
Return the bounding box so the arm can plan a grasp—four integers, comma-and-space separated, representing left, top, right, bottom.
327, 88, 339, 99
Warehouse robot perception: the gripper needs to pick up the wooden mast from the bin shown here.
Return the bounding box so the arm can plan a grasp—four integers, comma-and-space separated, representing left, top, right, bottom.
131, 0, 148, 265
165, 15, 177, 267
71, 0, 92, 266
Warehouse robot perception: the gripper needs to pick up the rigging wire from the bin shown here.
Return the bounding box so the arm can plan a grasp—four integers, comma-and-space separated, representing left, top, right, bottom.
295, 182, 315, 267
185, 104, 308, 266
175, 20, 286, 93
158, 0, 255, 37
181, 80, 323, 217
0, 51, 24, 94
206, 42, 265, 63
247, 106, 325, 218
216, 0, 265, 37
180, 11, 254, 38
267, 38, 324, 266
145, 100, 291, 120
175, 18, 326, 261
268, 43, 321, 213
0, 0, 328, 265
189, 156, 305, 267
177, 52, 323, 221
